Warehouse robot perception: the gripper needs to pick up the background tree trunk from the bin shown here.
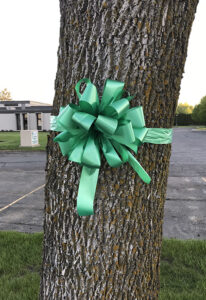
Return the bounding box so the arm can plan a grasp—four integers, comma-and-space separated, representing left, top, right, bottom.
40, 1, 198, 299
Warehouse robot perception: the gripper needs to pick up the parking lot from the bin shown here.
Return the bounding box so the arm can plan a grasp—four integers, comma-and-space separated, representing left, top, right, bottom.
0, 128, 205, 239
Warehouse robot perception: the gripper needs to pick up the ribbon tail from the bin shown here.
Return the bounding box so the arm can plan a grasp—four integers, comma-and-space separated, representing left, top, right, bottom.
127, 152, 151, 184
77, 166, 100, 216
50, 115, 65, 132
143, 128, 173, 144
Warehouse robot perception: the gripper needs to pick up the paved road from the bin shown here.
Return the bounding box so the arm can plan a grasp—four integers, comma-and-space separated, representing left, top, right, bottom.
165, 128, 206, 239
0, 128, 205, 239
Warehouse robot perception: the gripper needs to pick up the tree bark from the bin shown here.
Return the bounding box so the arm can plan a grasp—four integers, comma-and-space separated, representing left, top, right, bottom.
40, 1, 198, 299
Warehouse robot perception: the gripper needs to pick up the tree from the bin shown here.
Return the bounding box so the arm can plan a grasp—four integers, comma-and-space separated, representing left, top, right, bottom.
40, 1, 199, 299
176, 102, 193, 114
192, 104, 201, 123
199, 96, 206, 123
0, 88, 12, 100
192, 96, 206, 124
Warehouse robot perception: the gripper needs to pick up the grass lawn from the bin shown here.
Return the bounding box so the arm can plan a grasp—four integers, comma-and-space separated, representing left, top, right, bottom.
0, 132, 48, 151
0, 232, 206, 299
173, 125, 206, 130
195, 127, 206, 131
173, 125, 206, 128
173, 125, 195, 128
160, 239, 206, 300
0, 232, 42, 300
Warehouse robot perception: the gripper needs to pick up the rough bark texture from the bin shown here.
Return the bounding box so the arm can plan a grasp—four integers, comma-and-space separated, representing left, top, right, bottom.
40, 1, 198, 299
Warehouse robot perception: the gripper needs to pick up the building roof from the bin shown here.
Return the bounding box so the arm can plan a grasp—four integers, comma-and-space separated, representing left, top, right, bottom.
0, 100, 52, 114
0, 100, 52, 106
30, 101, 52, 106
0, 100, 30, 105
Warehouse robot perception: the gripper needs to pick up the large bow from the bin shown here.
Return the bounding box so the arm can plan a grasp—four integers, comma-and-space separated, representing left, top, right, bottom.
51, 78, 172, 216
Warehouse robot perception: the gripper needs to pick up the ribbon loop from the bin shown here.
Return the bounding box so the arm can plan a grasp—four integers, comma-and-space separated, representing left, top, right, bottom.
82, 135, 101, 168
126, 107, 145, 128
80, 82, 99, 114
75, 78, 91, 99
133, 128, 148, 144
100, 79, 125, 112
69, 138, 87, 164
57, 105, 77, 131
72, 112, 96, 131
112, 121, 135, 145
95, 115, 118, 135
101, 136, 123, 167
105, 98, 130, 119
111, 141, 129, 163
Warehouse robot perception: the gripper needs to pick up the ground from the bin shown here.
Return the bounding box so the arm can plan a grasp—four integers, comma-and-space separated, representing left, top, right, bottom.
0, 128, 205, 239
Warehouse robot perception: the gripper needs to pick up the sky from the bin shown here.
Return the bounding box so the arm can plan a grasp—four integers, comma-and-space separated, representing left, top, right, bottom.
0, 0, 205, 106
0, 0, 60, 105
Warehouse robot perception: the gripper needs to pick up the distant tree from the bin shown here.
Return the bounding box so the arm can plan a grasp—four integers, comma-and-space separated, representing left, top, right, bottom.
199, 96, 206, 123
0, 88, 12, 100
192, 96, 206, 124
192, 104, 200, 123
176, 102, 193, 114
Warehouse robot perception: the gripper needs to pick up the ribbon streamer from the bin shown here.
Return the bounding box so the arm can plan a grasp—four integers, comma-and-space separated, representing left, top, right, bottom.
51, 78, 173, 216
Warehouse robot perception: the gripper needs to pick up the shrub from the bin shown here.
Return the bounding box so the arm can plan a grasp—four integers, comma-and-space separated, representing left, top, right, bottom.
174, 114, 193, 126
176, 102, 193, 114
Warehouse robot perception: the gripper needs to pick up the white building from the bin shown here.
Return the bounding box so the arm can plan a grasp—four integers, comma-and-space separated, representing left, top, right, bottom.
0, 100, 52, 131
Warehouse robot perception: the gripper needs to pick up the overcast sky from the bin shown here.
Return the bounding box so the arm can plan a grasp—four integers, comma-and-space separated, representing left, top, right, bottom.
0, 0, 205, 106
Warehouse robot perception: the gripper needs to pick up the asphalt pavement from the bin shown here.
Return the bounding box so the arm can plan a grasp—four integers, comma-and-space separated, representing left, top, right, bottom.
0, 128, 205, 239
165, 128, 206, 239
0, 152, 45, 232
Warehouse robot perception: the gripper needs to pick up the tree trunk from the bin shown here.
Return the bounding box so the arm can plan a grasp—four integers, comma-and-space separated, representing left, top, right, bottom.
40, 1, 198, 299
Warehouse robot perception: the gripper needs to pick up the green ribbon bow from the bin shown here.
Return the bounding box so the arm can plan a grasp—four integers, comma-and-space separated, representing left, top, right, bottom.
50, 78, 172, 216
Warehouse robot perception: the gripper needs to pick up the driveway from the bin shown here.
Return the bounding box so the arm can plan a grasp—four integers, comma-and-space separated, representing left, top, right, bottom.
0, 128, 205, 239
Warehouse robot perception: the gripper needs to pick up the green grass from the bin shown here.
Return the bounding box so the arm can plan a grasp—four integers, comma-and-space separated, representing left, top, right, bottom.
173, 125, 206, 129
0, 232, 206, 299
173, 125, 195, 128
194, 127, 206, 131
160, 239, 206, 299
0, 132, 48, 151
0, 232, 42, 300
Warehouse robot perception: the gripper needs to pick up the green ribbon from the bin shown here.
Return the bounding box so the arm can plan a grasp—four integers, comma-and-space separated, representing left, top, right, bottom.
50, 78, 173, 216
